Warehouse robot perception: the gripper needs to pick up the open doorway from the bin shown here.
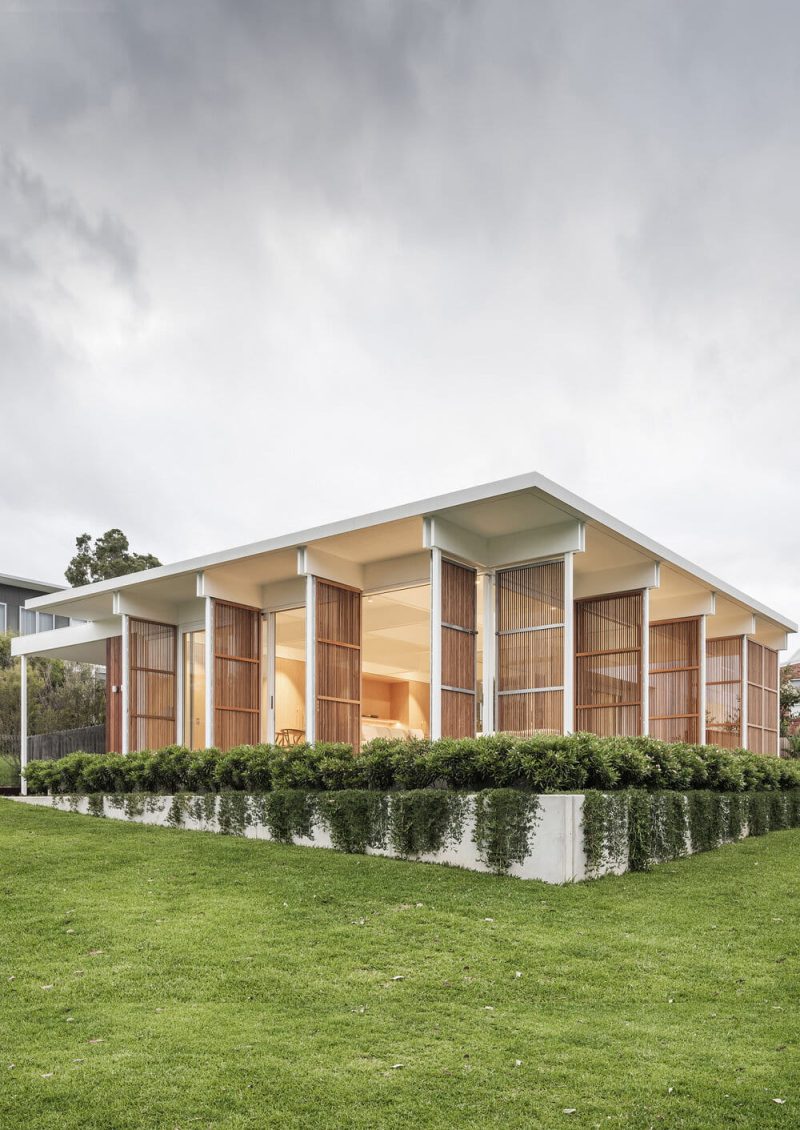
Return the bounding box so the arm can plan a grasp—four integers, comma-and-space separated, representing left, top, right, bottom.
361, 585, 430, 742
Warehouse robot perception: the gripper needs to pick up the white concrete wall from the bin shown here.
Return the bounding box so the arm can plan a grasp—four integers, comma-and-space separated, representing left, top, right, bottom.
12, 790, 757, 883
13, 792, 616, 882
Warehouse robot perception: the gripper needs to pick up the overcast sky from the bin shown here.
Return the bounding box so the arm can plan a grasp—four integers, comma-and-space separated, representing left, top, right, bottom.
2, 1, 798, 647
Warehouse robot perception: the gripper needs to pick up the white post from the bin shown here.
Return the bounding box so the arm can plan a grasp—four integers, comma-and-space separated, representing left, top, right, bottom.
740, 635, 748, 749
304, 576, 316, 745
121, 613, 130, 755
698, 614, 707, 745
176, 629, 184, 745
481, 571, 495, 735
19, 655, 27, 796
430, 548, 442, 740
641, 588, 650, 736
204, 598, 215, 748
562, 552, 574, 735
265, 612, 276, 744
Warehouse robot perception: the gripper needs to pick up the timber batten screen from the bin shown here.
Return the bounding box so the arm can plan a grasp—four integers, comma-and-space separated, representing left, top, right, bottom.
214, 601, 261, 750
649, 617, 701, 743
106, 636, 123, 753
575, 590, 643, 737
315, 579, 361, 746
747, 641, 779, 755
129, 619, 177, 752
496, 560, 564, 735
705, 637, 743, 749
440, 560, 477, 738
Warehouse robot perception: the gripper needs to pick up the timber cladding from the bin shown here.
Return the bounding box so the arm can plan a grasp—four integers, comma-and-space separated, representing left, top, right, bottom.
575, 590, 643, 737
129, 618, 177, 752
441, 559, 477, 739
496, 560, 564, 736
747, 640, 779, 756
214, 600, 261, 750
105, 636, 123, 753
315, 579, 361, 746
648, 617, 701, 743
705, 636, 743, 749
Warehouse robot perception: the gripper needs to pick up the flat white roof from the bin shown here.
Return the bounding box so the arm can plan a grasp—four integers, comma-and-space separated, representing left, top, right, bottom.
21, 471, 798, 632
0, 572, 65, 594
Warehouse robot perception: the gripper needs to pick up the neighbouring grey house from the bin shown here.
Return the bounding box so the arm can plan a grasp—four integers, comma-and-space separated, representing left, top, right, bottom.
0, 573, 71, 635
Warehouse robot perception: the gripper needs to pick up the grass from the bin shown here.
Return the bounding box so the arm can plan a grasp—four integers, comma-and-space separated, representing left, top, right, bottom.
0, 803, 797, 1130
0, 757, 19, 788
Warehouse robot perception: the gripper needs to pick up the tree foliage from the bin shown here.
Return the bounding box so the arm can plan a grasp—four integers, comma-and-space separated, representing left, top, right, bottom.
0, 634, 105, 772
65, 529, 161, 587
780, 675, 800, 736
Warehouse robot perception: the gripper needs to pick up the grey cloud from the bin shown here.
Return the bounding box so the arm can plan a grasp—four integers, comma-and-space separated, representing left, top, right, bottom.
0, 1, 798, 645
1, 150, 138, 284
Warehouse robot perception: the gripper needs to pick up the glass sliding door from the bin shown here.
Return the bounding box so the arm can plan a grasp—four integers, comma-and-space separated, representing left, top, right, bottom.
274, 607, 306, 745
183, 629, 206, 749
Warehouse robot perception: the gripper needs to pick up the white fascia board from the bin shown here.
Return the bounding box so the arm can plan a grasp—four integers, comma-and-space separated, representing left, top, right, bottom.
21, 470, 797, 633
11, 617, 121, 657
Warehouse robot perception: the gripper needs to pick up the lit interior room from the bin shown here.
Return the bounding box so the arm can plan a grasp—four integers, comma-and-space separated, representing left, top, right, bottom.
273, 607, 306, 745
360, 585, 430, 741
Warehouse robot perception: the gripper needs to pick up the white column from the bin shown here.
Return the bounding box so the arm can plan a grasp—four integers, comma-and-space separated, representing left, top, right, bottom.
641, 588, 650, 736
304, 575, 316, 745
204, 598, 215, 748
430, 548, 442, 740
740, 635, 748, 749
698, 614, 707, 745
562, 552, 574, 735
121, 613, 130, 755
481, 571, 495, 735
265, 612, 276, 744
19, 655, 27, 796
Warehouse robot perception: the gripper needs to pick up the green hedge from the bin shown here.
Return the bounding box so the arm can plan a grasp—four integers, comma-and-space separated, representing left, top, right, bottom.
24, 733, 800, 797
582, 788, 800, 876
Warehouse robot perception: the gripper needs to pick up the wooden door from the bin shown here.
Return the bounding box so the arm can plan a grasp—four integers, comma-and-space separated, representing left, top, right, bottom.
575, 590, 643, 737
315, 579, 361, 746
129, 619, 178, 752
214, 601, 261, 750
440, 559, 477, 738
105, 636, 123, 753
496, 560, 564, 735
648, 617, 701, 743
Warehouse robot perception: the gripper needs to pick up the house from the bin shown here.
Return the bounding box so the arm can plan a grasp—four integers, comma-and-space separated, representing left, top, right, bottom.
0, 573, 71, 635
11, 473, 797, 792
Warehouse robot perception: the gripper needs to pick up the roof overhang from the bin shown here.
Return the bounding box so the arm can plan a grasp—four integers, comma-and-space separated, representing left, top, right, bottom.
17, 472, 797, 635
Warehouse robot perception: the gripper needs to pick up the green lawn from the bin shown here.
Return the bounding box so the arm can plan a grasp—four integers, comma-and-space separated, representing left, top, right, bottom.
0, 802, 797, 1130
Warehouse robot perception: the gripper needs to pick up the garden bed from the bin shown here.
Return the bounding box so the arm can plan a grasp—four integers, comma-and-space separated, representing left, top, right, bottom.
16, 786, 800, 882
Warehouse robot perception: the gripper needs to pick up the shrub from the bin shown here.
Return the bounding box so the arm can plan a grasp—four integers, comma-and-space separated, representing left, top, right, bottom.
23, 733, 800, 799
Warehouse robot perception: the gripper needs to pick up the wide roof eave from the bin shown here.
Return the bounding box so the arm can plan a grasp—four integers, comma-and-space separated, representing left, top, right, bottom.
21, 472, 797, 633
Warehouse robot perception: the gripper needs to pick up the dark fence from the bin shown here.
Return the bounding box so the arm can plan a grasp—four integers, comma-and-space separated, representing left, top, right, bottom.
0, 724, 106, 768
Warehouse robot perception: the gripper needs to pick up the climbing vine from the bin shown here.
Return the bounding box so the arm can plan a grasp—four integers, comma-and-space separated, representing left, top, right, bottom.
472, 790, 540, 874
388, 790, 466, 857
319, 791, 389, 854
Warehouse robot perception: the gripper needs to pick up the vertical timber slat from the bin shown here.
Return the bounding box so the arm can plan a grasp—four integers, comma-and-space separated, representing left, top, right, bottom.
213, 600, 261, 750
440, 559, 477, 739
315, 579, 361, 746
